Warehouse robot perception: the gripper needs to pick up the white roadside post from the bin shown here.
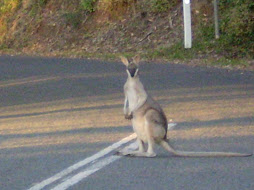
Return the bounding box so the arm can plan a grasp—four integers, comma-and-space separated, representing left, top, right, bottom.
183, 0, 192, 48
214, 0, 220, 39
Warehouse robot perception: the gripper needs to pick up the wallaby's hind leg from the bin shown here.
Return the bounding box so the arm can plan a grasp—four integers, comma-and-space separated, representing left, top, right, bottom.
138, 138, 145, 152
118, 138, 156, 157
125, 139, 156, 157
145, 138, 157, 157
144, 119, 156, 157
126, 109, 169, 158
123, 141, 156, 157
117, 116, 157, 157
117, 139, 147, 157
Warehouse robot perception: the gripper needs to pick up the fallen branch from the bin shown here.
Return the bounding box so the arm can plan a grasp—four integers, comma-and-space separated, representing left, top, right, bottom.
138, 31, 153, 43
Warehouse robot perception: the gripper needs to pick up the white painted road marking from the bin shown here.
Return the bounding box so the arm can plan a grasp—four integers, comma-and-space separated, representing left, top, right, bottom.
27, 123, 177, 190
50, 142, 138, 190
168, 123, 177, 130
27, 133, 137, 190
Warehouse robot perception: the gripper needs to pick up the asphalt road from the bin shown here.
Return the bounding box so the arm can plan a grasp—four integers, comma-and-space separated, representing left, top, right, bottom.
0, 55, 253, 190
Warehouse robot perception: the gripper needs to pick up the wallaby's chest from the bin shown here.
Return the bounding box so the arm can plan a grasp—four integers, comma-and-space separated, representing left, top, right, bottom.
126, 85, 138, 110
125, 80, 143, 109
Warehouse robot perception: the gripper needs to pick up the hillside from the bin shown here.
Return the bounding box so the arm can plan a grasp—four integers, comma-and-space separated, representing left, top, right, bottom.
0, 0, 253, 69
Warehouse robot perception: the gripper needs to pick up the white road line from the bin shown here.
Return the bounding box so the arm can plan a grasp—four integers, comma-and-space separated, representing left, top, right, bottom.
27, 123, 177, 190
168, 123, 177, 130
51, 142, 138, 190
49, 123, 176, 190
50, 156, 119, 190
27, 133, 137, 190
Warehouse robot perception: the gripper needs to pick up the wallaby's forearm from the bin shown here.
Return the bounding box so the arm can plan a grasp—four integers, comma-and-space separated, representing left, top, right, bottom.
123, 95, 128, 115
131, 95, 147, 113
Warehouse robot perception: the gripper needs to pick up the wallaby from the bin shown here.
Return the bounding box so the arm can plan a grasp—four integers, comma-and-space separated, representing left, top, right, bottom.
118, 55, 252, 157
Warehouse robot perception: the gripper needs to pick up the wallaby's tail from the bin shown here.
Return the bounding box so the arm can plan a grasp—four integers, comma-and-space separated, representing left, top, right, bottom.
160, 140, 252, 157
173, 150, 252, 157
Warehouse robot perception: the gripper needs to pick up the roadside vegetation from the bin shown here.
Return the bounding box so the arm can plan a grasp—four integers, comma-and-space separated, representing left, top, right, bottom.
0, 0, 253, 69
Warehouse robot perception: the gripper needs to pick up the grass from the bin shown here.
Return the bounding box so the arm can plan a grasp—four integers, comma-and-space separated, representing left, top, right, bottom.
143, 38, 252, 69
209, 58, 251, 68
63, 11, 83, 28
1, 43, 251, 70
29, 0, 48, 16
0, 0, 21, 41
146, 41, 201, 60
81, 0, 96, 12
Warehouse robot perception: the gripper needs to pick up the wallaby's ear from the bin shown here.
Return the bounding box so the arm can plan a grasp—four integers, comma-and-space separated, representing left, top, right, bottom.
133, 55, 140, 65
120, 56, 129, 66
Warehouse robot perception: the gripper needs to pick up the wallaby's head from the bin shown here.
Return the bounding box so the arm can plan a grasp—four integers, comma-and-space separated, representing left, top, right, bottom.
120, 55, 140, 78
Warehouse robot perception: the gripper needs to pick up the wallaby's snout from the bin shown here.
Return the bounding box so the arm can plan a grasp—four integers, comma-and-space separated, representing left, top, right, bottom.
128, 67, 136, 77
127, 63, 138, 77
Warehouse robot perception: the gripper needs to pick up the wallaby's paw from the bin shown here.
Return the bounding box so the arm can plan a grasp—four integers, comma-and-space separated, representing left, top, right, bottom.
124, 113, 133, 120
115, 151, 124, 156
115, 150, 131, 156
147, 152, 157, 157
115, 150, 157, 158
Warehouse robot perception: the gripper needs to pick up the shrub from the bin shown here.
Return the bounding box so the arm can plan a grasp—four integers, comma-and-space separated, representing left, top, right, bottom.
149, 0, 179, 13
29, 0, 48, 16
196, 0, 254, 58
81, 0, 96, 12
0, 0, 21, 16
63, 11, 82, 28
219, 0, 254, 57
0, 0, 21, 41
96, 0, 135, 20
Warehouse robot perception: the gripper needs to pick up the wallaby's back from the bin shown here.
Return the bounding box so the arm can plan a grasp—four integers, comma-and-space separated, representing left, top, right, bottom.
134, 95, 168, 140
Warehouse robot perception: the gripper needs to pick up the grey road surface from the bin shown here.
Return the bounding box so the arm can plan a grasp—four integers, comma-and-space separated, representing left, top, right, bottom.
0, 55, 253, 190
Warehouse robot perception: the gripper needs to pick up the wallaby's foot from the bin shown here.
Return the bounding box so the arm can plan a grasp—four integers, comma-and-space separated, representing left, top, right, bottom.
116, 150, 156, 158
